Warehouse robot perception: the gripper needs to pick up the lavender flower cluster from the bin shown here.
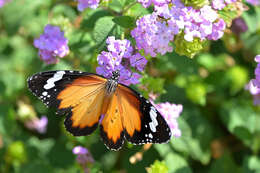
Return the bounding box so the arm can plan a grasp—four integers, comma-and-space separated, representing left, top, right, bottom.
211, 0, 237, 10
96, 36, 147, 86
132, 0, 228, 57
76, 0, 109, 11
34, 25, 69, 64
246, 55, 260, 105
155, 102, 182, 137
137, 0, 171, 8
246, 0, 260, 6
0, 0, 10, 7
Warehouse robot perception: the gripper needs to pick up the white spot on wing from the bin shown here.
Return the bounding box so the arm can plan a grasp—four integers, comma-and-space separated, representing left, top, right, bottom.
148, 133, 153, 138
44, 71, 65, 90
149, 122, 156, 132
42, 91, 48, 96
150, 107, 158, 127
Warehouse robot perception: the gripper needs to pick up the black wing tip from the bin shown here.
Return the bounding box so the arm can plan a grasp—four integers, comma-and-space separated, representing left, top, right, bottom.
64, 112, 98, 136
99, 125, 125, 151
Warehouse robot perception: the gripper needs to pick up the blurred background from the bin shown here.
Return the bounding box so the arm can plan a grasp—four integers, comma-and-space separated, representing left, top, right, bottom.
0, 0, 260, 172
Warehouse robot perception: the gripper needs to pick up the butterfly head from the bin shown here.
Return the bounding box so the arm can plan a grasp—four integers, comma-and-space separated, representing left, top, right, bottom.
111, 70, 120, 81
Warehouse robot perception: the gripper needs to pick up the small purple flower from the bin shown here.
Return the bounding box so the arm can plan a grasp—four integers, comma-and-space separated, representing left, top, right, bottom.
34, 25, 69, 64
207, 19, 226, 40
212, 0, 226, 10
73, 146, 94, 164
130, 53, 148, 72
96, 37, 147, 86
25, 116, 48, 134
246, 0, 260, 6
231, 17, 248, 35
77, 0, 100, 11
152, 101, 183, 138
73, 146, 94, 173
246, 55, 260, 105
0, 0, 11, 7
224, 0, 237, 4
137, 0, 171, 8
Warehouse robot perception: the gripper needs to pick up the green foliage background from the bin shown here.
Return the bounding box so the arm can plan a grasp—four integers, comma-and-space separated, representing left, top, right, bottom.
0, 0, 260, 172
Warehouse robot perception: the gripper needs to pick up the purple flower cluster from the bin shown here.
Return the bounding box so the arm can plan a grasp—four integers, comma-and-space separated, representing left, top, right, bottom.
211, 0, 237, 10
34, 24, 69, 64
73, 146, 94, 173
131, 13, 174, 57
96, 36, 147, 85
152, 100, 182, 137
246, 0, 260, 6
76, 0, 100, 11
25, 116, 48, 134
137, 0, 171, 8
76, 0, 109, 11
245, 55, 260, 105
131, 0, 227, 57
0, 0, 10, 7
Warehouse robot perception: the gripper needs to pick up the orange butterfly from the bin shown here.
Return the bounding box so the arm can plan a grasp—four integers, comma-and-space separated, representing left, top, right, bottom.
27, 70, 171, 150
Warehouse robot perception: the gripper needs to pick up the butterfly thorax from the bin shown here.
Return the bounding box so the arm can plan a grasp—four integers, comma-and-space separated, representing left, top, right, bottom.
105, 71, 120, 95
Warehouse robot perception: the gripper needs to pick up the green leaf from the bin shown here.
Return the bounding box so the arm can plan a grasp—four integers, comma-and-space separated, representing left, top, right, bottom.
140, 75, 166, 97
165, 153, 192, 173
224, 66, 248, 95
171, 107, 213, 164
243, 156, 260, 173
93, 16, 116, 50
185, 82, 207, 105
210, 154, 242, 173
219, 99, 260, 151
113, 16, 136, 28
196, 53, 228, 72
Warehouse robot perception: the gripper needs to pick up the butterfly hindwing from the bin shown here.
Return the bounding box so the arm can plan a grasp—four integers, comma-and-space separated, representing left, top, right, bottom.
117, 84, 172, 145
100, 91, 125, 150
27, 70, 107, 136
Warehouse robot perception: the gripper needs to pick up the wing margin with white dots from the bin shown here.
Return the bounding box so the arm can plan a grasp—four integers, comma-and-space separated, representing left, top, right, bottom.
117, 84, 172, 145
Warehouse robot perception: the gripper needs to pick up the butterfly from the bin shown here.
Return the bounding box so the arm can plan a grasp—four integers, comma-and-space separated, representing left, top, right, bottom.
27, 70, 172, 150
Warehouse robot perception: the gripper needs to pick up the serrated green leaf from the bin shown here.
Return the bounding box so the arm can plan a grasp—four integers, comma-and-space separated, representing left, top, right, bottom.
93, 16, 116, 50
113, 16, 136, 28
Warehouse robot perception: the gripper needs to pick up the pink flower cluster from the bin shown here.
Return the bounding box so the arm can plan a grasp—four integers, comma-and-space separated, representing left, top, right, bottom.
0, 0, 10, 7
246, 0, 260, 6
76, 0, 109, 11
34, 25, 69, 64
245, 55, 260, 105
25, 116, 48, 134
131, 0, 227, 57
137, 0, 171, 8
72, 146, 94, 172
155, 102, 183, 137
211, 0, 237, 10
96, 36, 147, 85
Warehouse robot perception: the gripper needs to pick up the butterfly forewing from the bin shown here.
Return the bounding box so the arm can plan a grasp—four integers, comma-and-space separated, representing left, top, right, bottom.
27, 70, 107, 136
117, 84, 172, 145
